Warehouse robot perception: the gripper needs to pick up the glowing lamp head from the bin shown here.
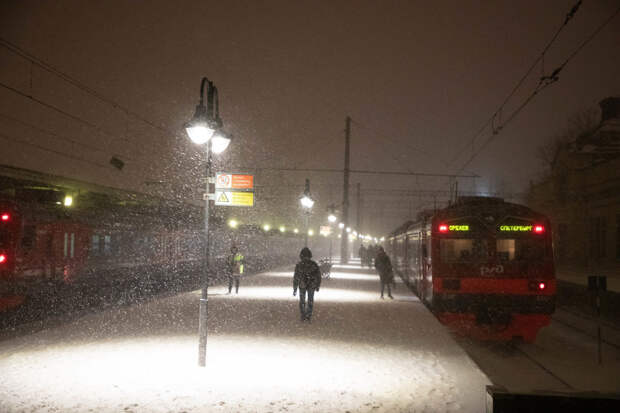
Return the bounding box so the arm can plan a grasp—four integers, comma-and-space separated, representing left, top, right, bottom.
228, 219, 238, 229
185, 104, 216, 145
328, 214, 337, 223
534, 225, 545, 233
338, 222, 344, 229
300, 195, 314, 209
211, 131, 231, 154
439, 224, 448, 233
293, 228, 299, 234
263, 224, 271, 232
279, 226, 285, 233
308, 229, 314, 236
64, 196, 73, 207
1, 213, 9, 221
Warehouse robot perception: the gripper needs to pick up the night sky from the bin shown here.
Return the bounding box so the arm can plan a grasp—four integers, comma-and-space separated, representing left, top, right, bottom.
0, 0, 618, 235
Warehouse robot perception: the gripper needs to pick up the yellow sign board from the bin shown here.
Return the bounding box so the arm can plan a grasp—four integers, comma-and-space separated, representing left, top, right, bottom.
215, 190, 254, 207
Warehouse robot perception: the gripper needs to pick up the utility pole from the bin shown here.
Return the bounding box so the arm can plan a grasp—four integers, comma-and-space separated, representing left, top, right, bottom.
356, 182, 362, 236
341, 116, 351, 264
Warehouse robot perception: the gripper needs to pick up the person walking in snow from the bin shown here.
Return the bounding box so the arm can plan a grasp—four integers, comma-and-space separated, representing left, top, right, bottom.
293, 247, 321, 322
374, 246, 394, 299
358, 243, 367, 268
227, 245, 245, 294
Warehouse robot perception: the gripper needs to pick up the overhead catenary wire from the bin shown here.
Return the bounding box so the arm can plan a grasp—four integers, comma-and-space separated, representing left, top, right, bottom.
0, 111, 136, 161
448, 0, 585, 168
0, 131, 109, 169
453, 1, 619, 173
0, 37, 182, 143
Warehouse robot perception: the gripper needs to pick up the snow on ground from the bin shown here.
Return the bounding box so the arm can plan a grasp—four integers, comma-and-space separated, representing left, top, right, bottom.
0, 261, 489, 412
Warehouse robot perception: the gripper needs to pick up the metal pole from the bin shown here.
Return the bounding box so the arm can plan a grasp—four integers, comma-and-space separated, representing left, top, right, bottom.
341, 116, 351, 264
304, 213, 309, 247
198, 80, 215, 367
198, 141, 212, 366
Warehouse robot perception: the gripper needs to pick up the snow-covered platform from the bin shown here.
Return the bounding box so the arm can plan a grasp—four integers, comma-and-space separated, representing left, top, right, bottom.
0, 261, 490, 412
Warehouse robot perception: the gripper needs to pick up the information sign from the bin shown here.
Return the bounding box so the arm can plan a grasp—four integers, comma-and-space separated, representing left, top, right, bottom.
320, 226, 332, 236
215, 173, 254, 190
215, 190, 254, 207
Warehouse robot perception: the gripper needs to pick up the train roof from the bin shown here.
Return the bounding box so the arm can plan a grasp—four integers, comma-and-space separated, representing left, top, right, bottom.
0, 164, 205, 227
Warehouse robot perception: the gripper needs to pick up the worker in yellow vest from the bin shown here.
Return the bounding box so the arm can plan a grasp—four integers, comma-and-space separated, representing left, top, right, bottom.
227, 245, 245, 294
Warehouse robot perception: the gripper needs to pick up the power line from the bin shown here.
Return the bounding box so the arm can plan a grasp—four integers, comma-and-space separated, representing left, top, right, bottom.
448, 0, 584, 168
0, 111, 136, 161
453, 1, 619, 173
0, 80, 124, 143
0, 37, 182, 143
238, 166, 478, 178
0, 131, 108, 169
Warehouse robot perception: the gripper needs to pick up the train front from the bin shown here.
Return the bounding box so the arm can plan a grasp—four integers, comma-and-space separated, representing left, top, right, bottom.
430, 200, 555, 342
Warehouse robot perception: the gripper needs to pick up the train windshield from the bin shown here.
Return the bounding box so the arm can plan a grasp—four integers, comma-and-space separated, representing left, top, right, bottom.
440, 238, 489, 263
496, 238, 546, 261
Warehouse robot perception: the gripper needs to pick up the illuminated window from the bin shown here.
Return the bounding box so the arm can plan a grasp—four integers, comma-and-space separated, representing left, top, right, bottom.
497, 238, 545, 261
440, 239, 488, 263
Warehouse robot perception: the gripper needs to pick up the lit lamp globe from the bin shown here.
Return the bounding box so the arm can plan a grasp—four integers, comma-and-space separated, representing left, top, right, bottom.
185, 104, 216, 145
211, 130, 231, 154
300, 195, 314, 209
328, 214, 337, 223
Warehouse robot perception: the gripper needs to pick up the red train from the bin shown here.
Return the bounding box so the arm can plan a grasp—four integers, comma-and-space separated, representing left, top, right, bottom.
386, 196, 555, 342
0, 166, 297, 315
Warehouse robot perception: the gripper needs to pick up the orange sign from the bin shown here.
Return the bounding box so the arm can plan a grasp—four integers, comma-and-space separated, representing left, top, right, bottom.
215, 173, 254, 190
232, 174, 253, 189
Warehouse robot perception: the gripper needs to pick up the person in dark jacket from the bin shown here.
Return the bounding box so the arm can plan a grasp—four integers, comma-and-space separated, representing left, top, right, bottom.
227, 245, 245, 294
358, 244, 367, 268
293, 247, 321, 322
374, 246, 394, 299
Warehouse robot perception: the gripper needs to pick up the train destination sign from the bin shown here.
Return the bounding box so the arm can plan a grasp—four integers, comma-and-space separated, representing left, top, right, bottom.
499, 225, 532, 231
215, 190, 254, 207
439, 224, 469, 232
215, 173, 254, 190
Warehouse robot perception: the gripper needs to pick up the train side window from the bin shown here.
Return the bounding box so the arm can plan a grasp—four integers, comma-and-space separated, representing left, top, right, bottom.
91, 235, 100, 256
21, 225, 36, 249
422, 244, 428, 258
63, 232, 68, 257
70, 233, 75, 258
104, 235, 111, 255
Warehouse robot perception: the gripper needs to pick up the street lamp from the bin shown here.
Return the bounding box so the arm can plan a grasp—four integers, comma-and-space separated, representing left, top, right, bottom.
326, 204, 338, 262
300, 178, 314, 247
186, 76, 231, 368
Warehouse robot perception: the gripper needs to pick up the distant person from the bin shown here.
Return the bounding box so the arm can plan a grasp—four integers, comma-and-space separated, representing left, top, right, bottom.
366, 244, 376, 268
293, 247, 321, 322
374, 246, 394, 299
358, 244, 367, 267
227, 245, 245, 294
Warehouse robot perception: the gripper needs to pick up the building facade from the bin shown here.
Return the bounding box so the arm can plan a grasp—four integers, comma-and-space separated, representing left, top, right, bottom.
527, 97, 620, 277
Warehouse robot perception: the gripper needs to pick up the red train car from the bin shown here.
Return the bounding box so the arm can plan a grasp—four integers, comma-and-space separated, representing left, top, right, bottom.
387, 196, 555, 342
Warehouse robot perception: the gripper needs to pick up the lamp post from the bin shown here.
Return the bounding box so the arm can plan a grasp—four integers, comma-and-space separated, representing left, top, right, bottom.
300, 178, 314, 247
185, 77, 231, 367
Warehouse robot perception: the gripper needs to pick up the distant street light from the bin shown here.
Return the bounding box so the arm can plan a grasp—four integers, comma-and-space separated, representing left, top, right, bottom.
326, 204, 338, 262
186, 76, 231, 368
300, 178, 314, 247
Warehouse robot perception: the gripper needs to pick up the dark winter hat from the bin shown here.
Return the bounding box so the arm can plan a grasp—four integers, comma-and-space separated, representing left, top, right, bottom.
299, 247, 312, 259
